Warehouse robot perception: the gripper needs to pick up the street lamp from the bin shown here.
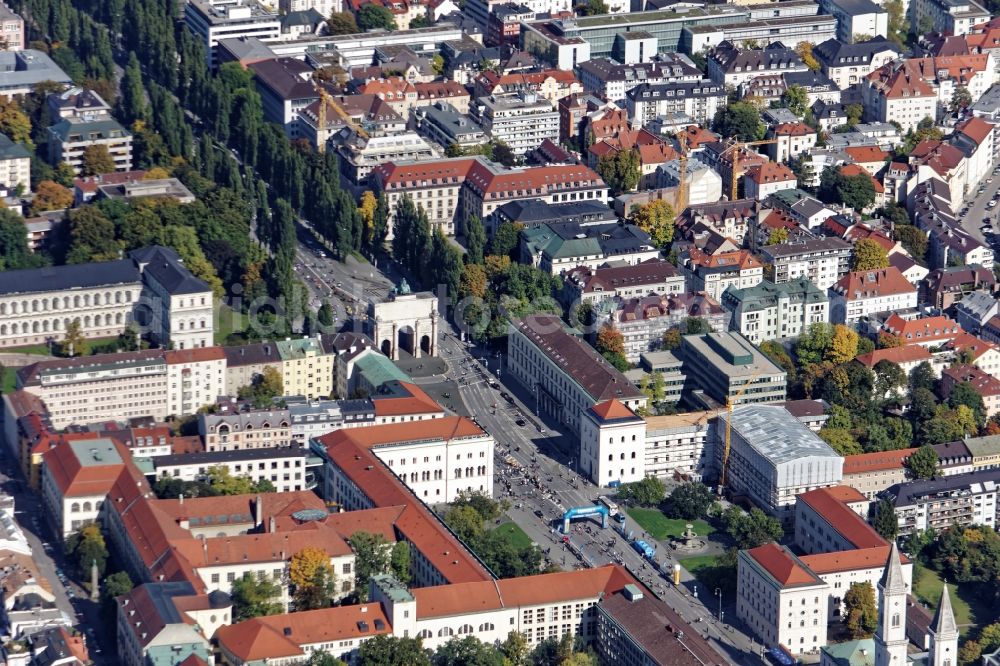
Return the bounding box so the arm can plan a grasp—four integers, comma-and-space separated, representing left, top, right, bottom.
715, 587, 722, 621
693, 585, 698, 599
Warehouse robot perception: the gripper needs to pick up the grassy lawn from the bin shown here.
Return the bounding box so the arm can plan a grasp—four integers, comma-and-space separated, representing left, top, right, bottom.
1, 366, 18, 393
913, 565, 985, 633
2, 342, 54, 355
490, 521, 534, 550
215, 303, 245, 345
626, 507, 715, 541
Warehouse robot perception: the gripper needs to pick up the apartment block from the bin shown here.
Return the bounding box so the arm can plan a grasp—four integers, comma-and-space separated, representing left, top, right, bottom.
471, 92, 560, 156
759, 237, 852, 290
199, 409, 292, 452
677, 332, 787, 408
829, 266, 919, 326
625, 80, 725, 129
887, 468, 1000, 534
184, 0, 281, 66
721, 278, 830, 345
150, 446, 315, 493
562, 259, 686, 306
277, 337, 334, 401
507, 314, 647, 436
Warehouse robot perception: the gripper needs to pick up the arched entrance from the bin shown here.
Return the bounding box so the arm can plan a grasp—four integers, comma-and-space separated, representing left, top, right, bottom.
398, 325, 415, 357
420, 334, 431, 354
380, 339, 392, 357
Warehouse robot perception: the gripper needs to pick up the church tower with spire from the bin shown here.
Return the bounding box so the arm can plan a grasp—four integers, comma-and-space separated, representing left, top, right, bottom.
928, 585, 959, 666
875, 542, 909, 666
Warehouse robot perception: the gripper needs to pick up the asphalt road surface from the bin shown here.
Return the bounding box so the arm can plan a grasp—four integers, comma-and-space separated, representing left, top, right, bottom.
957, 163, 1000, 249
436, 327, 764, 664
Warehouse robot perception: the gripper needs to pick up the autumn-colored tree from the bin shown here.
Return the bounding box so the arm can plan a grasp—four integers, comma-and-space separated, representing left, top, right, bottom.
143, 166, 170, 179
959, 639, 983, 665
483, 255, 511, 280
80, 144, 117, 176
795, 42, 821, 71
596, 324, 625, 357
631, 199, 675, 249
852, 238, 889, 271
459, 263, 487, 299
358, 191, 378, 245
877, 332, 902, 349
827, 324, 860, 364
62, 318, 86, 357
844, 582, 878, 638
0, 98, 32, 148
766, 228, 789, 245
290, 547, 336, 610
31, 180, 73, 215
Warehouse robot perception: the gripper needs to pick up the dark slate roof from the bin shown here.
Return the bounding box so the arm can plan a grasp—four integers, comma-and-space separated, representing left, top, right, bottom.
887, 467, 1000, 507
281, 8, 323, 28
497, 198, 617, 226
783, 70, 838, 90
222, 342, 281, 367
249, 57, 321, 101
131, 246, 210, 295
0, 259, 140, 296
823, 0, 884, 15
154, 446, 307, 469
813, 36, 903, 67
626, 79, 725, 101
47, 116, 128, 142
0, 133, 29, 160
709, 41, 804, 74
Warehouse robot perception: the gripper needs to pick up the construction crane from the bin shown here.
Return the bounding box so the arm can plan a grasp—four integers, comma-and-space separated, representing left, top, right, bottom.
317, 87, 369, 152
722, 137, 780, 201
718, 366, 764, 495
674, 131, 690, 214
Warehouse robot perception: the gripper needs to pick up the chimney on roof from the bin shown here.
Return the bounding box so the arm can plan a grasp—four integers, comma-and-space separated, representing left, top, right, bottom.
255, 495, 263, 528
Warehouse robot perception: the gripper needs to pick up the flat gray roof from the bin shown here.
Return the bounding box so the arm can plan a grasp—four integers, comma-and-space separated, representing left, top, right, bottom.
681, 332, 784, 379
722, 404, 839, 465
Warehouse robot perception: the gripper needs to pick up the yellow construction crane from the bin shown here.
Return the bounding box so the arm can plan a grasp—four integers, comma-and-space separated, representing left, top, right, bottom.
718, 366, 764, 495
674, 131, 689, 214
723, 137, 780, 201
317, 87, 369, 151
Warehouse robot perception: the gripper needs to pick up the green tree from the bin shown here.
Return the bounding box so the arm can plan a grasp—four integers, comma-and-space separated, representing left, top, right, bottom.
390, 541, 411, 583
662, 482, 714, 519
873, 360, 907, 400
959, 640, 983, 666
431, 54, 445, 76
358, 635, 431, 666
0, 208, 42, 270
596, 149, 640, 196
530, 635, 573, 666
907, 445, 939, 479
871, 498, 899, 541
724, 507, 783, 549
0, 98, 31, 147
617, 476, 666, 507
500, 631, 529, 666
578, 0, 609, 14
852, 238, 889, 271
117, 52, 149, 125
317, 301, 334, 328
819, 427, 863, 455
80, 144, 117, 176
102, 570, 133, 605
895, 224, 927, 264
713, 102, 764, 141
844, 582, 879, 638
910, 362, 937, 393
308, 651, 348, 666
781, 84, 808, 117
949, 381, 986, 427
237, 366, 284, 408
950, 86, 973, 113
327, 11, 359, 35
67, 523, 108, 578
66, 205, 119, 264
349, 531, 391, 599
488, 222, 521, 258
433, 637, 504, 666
357, 4, 397, 31
465, 214, 486, 265
795, 322, 834, 364
231, 573, 282, 621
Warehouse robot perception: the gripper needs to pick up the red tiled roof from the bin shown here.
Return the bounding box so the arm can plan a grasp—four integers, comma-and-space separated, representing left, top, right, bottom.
321, 416, 484, 450
843, 448, 918, 474
798, 486, 886, 549
746, 162, 796, 185
832, 266, 915, 300
372, 382, 443, 417
589, 399, 638, 421
164, 347, 227, 364
371, 158, 477, 188
956, 116, 994, 146
839, 163, 884, 193
883, 314, 962, 343
316, 434, 492, 584
745, 543, 824, 587
844, 146, 890, 164
803, 545, 907, 574
942, 363, 1000, 396
772, 122, 813, 136
43, 439, 128, 497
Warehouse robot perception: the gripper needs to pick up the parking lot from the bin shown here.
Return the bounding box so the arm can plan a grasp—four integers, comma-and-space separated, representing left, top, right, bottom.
957, 162, 1000, 251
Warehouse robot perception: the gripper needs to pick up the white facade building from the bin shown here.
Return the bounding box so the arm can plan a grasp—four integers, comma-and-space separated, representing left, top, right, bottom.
184, 0, 281, 66
472, 93, 560, 156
